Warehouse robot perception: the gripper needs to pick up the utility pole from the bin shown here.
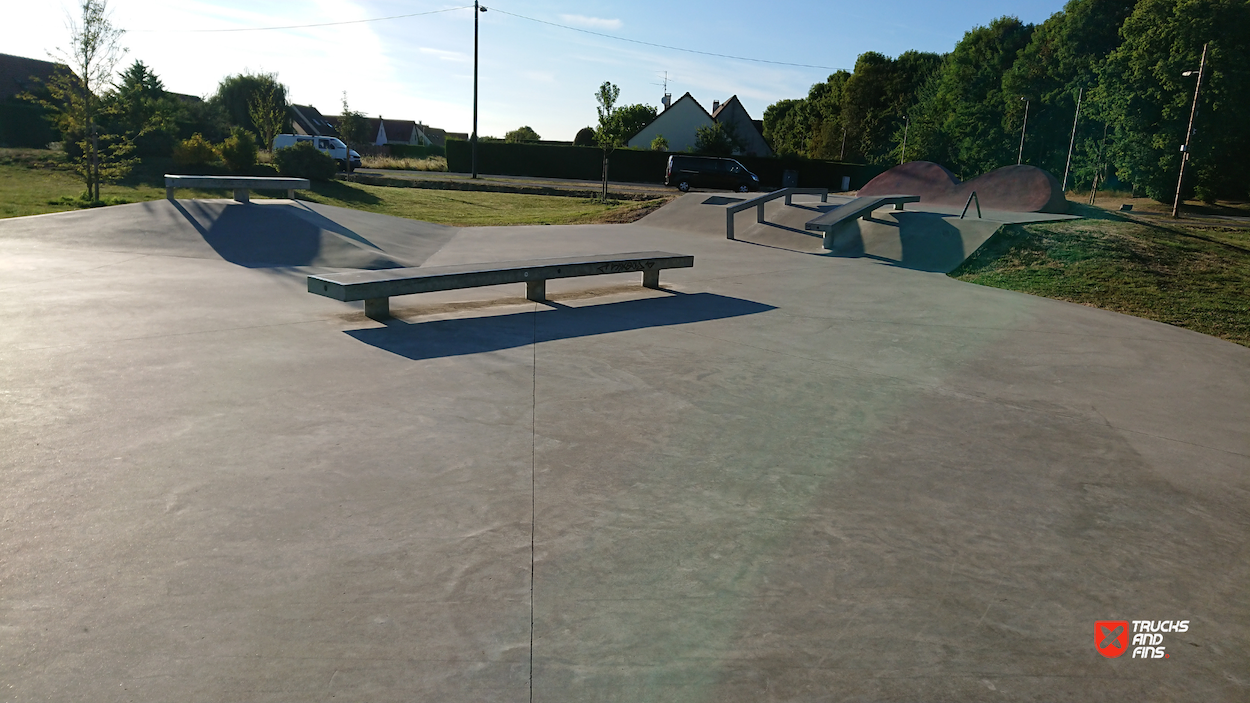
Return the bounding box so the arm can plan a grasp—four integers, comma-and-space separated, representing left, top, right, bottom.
1017, 97, 1029, 165
899, 115, 909, 165
1061, 87, 1083, 193
1172, 42, 1207, 218
472, 2, 487, 179
839, 126, 846, 161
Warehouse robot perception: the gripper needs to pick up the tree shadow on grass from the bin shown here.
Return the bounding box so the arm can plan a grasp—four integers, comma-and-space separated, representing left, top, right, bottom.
309, 179, 384, 205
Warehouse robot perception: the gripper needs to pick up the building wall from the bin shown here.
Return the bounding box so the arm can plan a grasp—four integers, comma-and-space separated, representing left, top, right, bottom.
627, 98, 713, 153
715, 99, 773, 157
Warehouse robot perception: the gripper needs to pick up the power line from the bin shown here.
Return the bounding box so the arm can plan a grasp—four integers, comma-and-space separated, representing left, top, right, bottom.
488, 7, 848, 72
130, 5, 472, 33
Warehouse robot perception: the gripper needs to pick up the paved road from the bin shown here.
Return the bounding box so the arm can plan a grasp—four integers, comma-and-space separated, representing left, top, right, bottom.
355, 168, 675, 196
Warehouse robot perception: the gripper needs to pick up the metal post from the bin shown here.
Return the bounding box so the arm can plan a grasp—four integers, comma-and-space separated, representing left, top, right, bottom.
1172, 43, 1207, 219
1062, 87, 1083, 193
900, 115, 909, 165
471, 1, 481, 179
1017, 98, 1029, 165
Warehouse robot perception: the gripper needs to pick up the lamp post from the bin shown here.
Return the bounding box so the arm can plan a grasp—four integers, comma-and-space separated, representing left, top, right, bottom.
899, 115, 909, 165
471, 1, 487, 179
1172, 43, 1207, 219
1017, 97, 1029, 165
1061, 87, 1083, 193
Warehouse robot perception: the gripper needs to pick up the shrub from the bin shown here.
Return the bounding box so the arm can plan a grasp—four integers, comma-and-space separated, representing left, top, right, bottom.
573, 126, 596, 147
650, 134, 669, 151
505, 126, 541, 143
219, 126, 258, 172
274, 141, 337, 181
172, 133, 219, 167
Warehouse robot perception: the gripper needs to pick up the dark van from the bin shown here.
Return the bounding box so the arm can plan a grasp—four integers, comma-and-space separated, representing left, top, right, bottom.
665, 155, 760, 193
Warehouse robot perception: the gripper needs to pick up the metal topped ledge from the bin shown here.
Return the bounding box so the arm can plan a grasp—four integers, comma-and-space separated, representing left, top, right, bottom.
164, 175, 311, 203
309, 251, 695, 321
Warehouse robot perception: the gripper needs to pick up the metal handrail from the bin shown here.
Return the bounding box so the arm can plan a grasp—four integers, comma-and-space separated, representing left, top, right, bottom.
960, 191, 982, 219
726, 187, 829, 239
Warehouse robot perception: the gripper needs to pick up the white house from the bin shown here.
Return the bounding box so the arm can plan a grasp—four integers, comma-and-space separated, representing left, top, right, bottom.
626, 92, 774, 157
626, 93, 714, 153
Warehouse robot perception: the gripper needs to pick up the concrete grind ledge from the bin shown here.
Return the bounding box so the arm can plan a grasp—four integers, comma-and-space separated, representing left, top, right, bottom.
0, 197, 1245, 702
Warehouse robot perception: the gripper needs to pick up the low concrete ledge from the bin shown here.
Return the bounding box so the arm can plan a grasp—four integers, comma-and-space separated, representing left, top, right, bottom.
805, 194, 921, 249
309, 251, 694, 321
164, 175, 311, 203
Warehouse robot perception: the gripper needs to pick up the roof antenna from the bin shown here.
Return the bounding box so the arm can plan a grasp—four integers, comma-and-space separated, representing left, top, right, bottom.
652, 71, 671, 110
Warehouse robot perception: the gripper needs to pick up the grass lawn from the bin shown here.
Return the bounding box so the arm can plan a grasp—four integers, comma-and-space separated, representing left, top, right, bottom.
0, 148, 668, 225
952, 202, 1250, 347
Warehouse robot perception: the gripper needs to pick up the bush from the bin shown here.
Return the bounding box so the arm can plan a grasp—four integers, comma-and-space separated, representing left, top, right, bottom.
274, 141, 337, 181
172, 133, 219, 167
573, 127, 596, 146
650, 134, 669, 151
219, 126, 258, 172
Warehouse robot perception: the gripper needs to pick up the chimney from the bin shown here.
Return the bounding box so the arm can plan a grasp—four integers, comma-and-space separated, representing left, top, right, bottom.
661, 93, 671, 111
712, 100, 720, 113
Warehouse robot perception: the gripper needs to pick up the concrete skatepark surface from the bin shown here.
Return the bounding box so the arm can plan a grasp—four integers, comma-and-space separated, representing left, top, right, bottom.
1, 196, 1247, 701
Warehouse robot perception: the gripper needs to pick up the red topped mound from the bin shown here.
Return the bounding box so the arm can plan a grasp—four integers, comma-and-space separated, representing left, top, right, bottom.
859, 161, 1068, 214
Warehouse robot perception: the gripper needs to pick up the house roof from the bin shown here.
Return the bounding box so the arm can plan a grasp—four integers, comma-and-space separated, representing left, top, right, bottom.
625, 92, 715, 143
290, 104, 337, 137
0, 53, 69, 102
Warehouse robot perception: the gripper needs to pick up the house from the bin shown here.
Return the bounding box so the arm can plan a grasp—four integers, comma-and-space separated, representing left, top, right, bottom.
626, 92, 713, 154
0, 53, 66, 102
290, 104, 338, 137
625, 92, 773, 157
324, 115, 448, 148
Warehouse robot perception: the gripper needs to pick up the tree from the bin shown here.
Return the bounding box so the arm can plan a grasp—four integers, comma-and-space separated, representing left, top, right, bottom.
35, 0, 131, 202
338, 92, 370, 177
650, 134, 669, 151
111, 60, 182, 158
212, 72, 289, 136
840, 50, 943, 165
220, 125, 257, 172
694, 122, 739, 156
915, 16, 1035, 177
248, 81, 286, 152
573, 126, 596, 146
505, 125, 541, 143
593, 81, 623, 202
1098, 0, 1250, 201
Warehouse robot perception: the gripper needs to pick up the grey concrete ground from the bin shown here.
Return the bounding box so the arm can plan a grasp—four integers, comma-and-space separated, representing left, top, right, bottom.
1, 196, 1247, 701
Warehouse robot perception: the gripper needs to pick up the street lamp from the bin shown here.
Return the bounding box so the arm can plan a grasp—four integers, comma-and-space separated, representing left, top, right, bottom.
1061, 87, 1083, 193
899, 115, 909, 165
1017, 97, 1029, 165
471, 1, 487, 179
1172, 43, 1208, 218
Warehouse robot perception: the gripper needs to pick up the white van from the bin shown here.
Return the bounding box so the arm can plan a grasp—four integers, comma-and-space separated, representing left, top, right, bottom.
272, 134, 362, 170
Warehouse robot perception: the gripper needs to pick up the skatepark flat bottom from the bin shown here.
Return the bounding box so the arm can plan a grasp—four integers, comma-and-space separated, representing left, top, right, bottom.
0, 198, 1246, 701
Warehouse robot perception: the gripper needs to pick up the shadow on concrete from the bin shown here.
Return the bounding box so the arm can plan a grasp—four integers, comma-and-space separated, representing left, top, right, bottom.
346, 292, 776, 361
171, 200, 405, 269
824, 211, 969, 273
702, 196, 746, 206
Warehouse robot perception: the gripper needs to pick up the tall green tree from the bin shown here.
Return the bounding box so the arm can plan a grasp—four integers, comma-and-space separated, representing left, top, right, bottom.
33, 0, 133, 202
1001, 0, 1134, 184
110, 60, 182, 157
211, 72, 289, 137
841, 50, 943, 165
1099, 0, 1250, 201
914, 16, 1035, 177
248, 82, 287, 151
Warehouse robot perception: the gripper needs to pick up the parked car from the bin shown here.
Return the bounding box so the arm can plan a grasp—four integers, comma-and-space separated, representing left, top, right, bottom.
272, 134, 362, 170
665, 155, 760, 192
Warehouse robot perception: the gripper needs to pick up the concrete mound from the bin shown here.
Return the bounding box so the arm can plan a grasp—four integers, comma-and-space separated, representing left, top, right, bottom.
860, 161, 1068, 214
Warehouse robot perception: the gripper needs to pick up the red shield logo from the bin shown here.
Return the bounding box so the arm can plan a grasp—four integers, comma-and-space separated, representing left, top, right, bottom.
1096, 621, 1129, 658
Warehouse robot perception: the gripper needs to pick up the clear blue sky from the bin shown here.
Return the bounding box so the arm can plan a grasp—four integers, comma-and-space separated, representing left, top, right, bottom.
8, 0, 1069, 140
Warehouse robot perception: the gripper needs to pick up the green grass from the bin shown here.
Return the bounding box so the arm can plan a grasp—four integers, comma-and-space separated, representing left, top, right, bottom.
0, 148, 666, 225
952, 203, 1250, 346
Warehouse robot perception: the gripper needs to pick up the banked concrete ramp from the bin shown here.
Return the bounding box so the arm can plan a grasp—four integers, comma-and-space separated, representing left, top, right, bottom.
641, 192, 1072, 272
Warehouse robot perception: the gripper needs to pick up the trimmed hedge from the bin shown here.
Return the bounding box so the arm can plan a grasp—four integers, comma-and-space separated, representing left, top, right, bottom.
0, 101, 56, 148
390, 143, 445, 159
445, 140, 883, 189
